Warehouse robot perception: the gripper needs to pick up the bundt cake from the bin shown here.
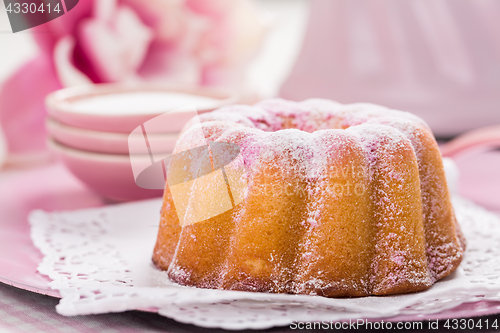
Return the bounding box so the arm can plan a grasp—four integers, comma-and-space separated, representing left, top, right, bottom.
152, 98, 465, 297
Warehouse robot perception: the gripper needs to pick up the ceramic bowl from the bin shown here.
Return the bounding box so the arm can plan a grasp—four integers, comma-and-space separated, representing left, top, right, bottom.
46, 117, 179, 155
45, 84, 239, 133
48, 139, 164, 201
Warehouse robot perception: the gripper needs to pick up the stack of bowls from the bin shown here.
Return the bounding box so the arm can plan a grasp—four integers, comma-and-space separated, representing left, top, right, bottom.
45, 84, 239, 202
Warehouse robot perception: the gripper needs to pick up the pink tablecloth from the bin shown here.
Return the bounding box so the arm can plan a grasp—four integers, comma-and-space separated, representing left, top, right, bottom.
0, 281, 211, 333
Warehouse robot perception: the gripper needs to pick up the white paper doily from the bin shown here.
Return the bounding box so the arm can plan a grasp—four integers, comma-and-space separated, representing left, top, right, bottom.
29, 161, 500, 330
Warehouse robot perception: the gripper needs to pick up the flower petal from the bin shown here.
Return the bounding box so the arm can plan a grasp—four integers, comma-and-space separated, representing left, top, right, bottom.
53, 36, 93, 87
78, 1, 153, 82
0, 56, 61, 155
31, 0, 93, 54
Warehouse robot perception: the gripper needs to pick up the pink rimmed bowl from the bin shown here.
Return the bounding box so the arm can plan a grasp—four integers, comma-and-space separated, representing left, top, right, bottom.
46, 117, 179, 155
45, 84, 240, 133
47, 139, 164, 202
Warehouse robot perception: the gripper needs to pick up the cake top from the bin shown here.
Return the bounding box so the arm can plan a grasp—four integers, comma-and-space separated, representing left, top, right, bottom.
176, 98, 431, 155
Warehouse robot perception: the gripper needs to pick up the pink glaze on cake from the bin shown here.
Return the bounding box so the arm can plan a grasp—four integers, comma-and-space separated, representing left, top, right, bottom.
153, 98, 465, 297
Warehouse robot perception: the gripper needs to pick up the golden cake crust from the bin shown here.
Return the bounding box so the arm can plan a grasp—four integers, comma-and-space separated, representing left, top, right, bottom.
152, 98, 465, 297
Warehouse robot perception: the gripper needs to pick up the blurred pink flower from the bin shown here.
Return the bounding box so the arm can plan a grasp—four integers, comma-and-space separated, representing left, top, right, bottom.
0, 0, 265, 158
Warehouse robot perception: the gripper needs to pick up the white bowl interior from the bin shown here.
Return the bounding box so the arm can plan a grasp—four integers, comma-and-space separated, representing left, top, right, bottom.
47, 84, 239, 117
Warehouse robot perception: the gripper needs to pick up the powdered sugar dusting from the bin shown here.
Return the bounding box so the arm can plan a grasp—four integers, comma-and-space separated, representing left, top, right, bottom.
157, 98, 464, 297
